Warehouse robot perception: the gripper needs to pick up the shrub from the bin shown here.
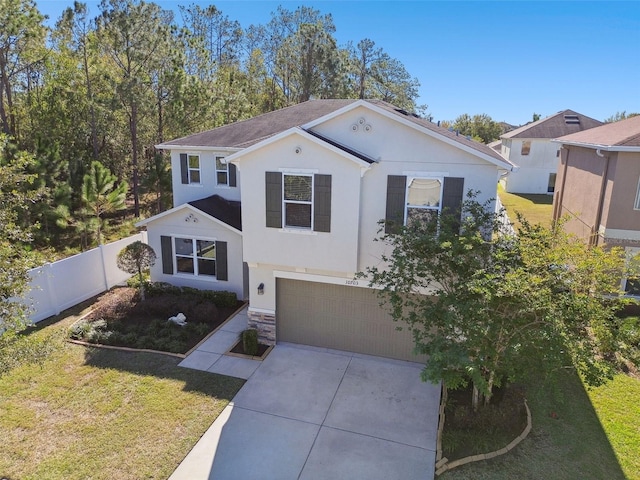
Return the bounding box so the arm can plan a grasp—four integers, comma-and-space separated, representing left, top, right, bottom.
69, 320, 92, 340
242, 329, 259, 356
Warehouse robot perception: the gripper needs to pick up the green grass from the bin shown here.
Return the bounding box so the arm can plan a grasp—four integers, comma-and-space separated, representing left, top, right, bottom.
588, 374, 640, 477
0, 308, 244, 480
442, 370, 634, 480
498, 183, 553, 228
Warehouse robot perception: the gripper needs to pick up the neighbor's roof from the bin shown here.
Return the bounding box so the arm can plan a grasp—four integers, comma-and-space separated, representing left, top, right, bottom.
189, 195, 242, 231
501, 109, 603, 139
158, 99, 513, 169
553, 115, 640, 151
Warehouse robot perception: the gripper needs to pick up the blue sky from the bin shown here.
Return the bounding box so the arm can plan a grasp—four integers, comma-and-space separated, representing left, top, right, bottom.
38, 1, 640, 126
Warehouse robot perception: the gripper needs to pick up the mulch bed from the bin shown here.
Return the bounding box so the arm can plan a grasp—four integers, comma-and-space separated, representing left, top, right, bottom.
73, 287, 243, 354
443, 384, 528, 461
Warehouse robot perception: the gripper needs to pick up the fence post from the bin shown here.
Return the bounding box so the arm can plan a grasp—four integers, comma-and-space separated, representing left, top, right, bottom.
99, 244, 110, 290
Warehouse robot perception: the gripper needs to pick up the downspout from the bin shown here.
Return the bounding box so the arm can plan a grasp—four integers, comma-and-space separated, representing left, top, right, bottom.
592, 149, 610, 247
554, 146, 570, 222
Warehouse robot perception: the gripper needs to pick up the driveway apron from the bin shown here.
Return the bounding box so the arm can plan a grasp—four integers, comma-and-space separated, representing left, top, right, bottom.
171, 343, 440, 480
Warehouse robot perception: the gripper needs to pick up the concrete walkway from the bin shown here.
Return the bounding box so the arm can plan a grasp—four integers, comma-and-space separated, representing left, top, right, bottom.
171, 307, 440, 480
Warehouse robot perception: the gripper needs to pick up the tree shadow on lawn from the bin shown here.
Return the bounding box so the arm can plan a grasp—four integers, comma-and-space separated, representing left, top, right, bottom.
442, 369, 627, 480
81, 346, 244, 400
510, 193, 554, 205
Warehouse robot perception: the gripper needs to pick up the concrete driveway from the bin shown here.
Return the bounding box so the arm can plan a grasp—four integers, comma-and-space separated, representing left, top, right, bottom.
171, 342, 440, 480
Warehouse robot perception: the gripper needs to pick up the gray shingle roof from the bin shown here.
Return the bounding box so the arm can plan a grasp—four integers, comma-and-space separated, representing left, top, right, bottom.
159, 99, 512, 168
501, 109, 603, 139
555, 115, 640, 148
189, 195, 242, 231
162, 100, 356, 149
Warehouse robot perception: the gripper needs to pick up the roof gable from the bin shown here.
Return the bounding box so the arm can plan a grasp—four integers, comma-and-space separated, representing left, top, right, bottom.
313, 100, 515, 170
226, 127, 375, 169
501, 109, 603, 139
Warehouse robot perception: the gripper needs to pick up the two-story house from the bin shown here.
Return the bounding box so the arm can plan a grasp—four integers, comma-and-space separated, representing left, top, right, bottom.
552, 114, 640, 295
499, 110, 602, 194
138, 99, 516, 361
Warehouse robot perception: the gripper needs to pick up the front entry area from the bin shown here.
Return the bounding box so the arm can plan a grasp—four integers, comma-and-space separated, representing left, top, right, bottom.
276, 279, 425, 362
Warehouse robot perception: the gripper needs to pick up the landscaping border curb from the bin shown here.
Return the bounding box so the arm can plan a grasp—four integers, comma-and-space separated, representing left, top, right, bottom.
66, 300, 249, 360
435, 398, 532, 476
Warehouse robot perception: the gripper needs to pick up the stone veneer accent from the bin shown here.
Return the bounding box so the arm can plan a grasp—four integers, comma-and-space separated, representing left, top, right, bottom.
247, 309, 276, 346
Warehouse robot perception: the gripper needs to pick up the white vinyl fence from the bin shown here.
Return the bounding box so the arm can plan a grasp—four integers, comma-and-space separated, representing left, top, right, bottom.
496, 196, 517, 237
26, 232, 148, 323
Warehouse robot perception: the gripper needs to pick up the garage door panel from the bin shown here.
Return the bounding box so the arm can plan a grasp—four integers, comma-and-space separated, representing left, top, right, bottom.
277, 279, 426, 363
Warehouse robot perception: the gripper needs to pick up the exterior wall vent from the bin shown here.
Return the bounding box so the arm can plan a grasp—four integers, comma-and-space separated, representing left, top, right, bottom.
564, 114, 580, 124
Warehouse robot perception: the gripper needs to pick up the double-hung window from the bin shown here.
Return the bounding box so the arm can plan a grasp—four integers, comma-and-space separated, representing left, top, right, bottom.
283, 174, 313, 229
405, 177, 442, 225
174, 237, 216, 276
265, 171, 331, 232
385, 175, 464, 234
216, 156, 228, 185
180, 154, 201, 184
635, 177, 640, 210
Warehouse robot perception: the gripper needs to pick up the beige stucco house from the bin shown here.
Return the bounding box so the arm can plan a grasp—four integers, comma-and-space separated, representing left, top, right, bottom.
138, 99, 516, 361
500, 110, 602, 194
552, 114, 640, 294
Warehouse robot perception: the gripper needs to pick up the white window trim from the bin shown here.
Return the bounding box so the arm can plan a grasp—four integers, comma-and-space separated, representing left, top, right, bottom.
187, 154, 201, 185
634, 177, 640, 210
172, 235, 218, 280
404, 175, 444, 225
215, 156, 228, 186
283, 173, 314, 230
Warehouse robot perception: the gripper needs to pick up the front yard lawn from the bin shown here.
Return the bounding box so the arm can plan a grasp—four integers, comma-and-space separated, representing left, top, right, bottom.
0, 310, 244, 480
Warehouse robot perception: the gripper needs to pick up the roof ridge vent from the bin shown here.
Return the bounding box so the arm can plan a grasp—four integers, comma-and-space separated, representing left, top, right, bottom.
564, 114, 580, 125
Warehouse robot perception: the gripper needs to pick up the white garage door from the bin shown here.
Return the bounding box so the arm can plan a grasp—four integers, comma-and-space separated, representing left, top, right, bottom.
276, 279, 426, 362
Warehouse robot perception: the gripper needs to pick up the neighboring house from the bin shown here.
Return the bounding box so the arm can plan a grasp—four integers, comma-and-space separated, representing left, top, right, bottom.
552, 115, 640, 295
499, 110, 602, 194
138, 99, 516, 362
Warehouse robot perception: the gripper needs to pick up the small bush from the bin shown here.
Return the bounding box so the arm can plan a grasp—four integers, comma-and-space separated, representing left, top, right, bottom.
242, 329, 259, 356
69, 320, 92, 340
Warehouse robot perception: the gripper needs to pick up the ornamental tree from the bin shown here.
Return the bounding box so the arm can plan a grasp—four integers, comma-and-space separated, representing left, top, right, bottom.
116, 241, 156, 300
364, 193, 627, 410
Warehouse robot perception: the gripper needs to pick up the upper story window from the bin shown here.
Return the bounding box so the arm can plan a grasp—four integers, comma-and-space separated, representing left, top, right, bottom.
284, 174, 313, 229
385, 175, 464, 234
521, 141, 531, 156
180, 153, 201, 184
265, 171, 331, 232
216, 156, 228, 185
635, 177, 640, 210
405, 178, 442, 225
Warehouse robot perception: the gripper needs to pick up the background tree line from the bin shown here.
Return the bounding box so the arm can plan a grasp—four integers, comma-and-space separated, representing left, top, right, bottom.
0, 0, 424, 255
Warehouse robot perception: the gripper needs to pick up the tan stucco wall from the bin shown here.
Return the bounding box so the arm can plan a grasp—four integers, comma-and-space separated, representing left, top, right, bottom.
605, 151, 640, 230
553, 145, 608, 241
